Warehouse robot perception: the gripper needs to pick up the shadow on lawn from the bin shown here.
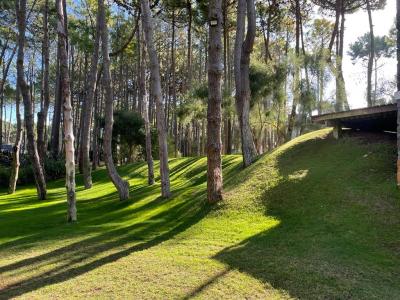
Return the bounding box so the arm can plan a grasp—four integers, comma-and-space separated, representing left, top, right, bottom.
0, 192, 210, 299
212, 134, 400, 299
0, 156, 242, 298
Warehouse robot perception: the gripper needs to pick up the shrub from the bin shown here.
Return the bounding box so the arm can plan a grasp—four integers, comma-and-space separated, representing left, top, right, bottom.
0, 158, 66, 188
0, 167, 10, 188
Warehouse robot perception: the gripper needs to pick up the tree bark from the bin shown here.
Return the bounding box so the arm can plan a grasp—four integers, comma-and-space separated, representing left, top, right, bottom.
51, 43, 62, 158
335, 2, 348, 112
186, 0, 192, 88
81, 3, 101, 189
397, 0, 400, 91
234, 0, 258, 166
171, 11, 178, 158
56, 0, 77, 221
141, 0, 171, 198
8, 87, 22, 194
0, 46, 17, 147
37, 0, 50, 164
138, 24, 154, 185
287, 0, 301, 140
396, 0, 400, 186
99, 0, 130, 201
16, 0, 47, 200
366, 0, 374, 107
207, 0, 223, 203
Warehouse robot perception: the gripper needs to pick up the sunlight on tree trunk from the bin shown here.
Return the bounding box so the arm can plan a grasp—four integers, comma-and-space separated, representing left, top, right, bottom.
207, 0, 223, 203
141, 0, 171, 198
8, 88, 22, 194
16, 0, 47, 200
56, 0, 77, 222
99, 0, 130, 201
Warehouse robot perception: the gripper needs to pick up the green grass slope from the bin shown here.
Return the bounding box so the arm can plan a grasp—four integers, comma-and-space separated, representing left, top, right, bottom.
0, 128, 399, 299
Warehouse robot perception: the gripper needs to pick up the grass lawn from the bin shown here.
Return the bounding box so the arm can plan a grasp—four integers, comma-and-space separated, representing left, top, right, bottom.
0, 128, 399, 299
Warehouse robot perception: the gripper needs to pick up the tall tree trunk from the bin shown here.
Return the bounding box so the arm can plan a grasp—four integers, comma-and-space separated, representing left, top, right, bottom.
0, 46, 17, 147
92, 81, 101, 170
9, 87, 22, 194
397, 0, 400, 91
37, 0, 50, 164
287, 0, 301, 140
139, 24, 154, 185
396, 0, 400, 186
207, 0, 223, 203
16, 0, 47, 200
81, 4, 101, 189
98, 0, 130, 201
335, 2, 348, 112
51, 45, 62, 158
234, 0, 258, 166
56, 0, 77, 221
141, 0, 171, 198
77, 53, 88, 174
171, 11, 178, 158
187, 0, 192, 88
366, 0, 374, 107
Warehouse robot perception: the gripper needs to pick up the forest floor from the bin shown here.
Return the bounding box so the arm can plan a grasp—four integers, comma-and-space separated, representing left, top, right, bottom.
0, 128, 400, 299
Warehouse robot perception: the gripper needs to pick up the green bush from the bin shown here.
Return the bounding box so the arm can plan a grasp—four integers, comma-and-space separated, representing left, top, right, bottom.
0, 167, 10, 188
44, 158, 65, 181
0, 158, 66, 188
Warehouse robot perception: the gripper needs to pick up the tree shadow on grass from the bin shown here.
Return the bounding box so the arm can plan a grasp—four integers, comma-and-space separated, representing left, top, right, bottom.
213, 134, 400, 299
0, 190, 210, 299
0, 155, 243, 298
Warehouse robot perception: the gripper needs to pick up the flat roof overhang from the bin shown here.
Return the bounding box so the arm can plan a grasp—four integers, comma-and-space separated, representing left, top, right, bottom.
311, 104, 398, 132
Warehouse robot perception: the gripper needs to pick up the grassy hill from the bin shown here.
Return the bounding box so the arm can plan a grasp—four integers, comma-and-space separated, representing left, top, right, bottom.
0, 128, 399, 299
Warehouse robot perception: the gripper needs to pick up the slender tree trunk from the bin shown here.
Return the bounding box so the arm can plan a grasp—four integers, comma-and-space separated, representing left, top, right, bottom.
396, 0, 400, 186
207, 0, 223, 203
336, 2, 348, 111
235, 0, 258, 166
6, 104, 12, 144
16, 0, 47, 200
56, 0, 77, 221
92, 83, 100, 170
171, 11, 178, 158
37, 0, 50, 164
9, 88, 22, 194
81, 4, 101, 189
138, 24, 154, 185
374, 58, 378, 103
77, 53, 88, 174
141, 0, 171, 198
366, 0, 374, 107
397, 0, 400, 91
287, 0, 301, 140
187, 0, 192, 88
98, 0, 130, 201
0, 46, 17, 147
51, 45, 62, 158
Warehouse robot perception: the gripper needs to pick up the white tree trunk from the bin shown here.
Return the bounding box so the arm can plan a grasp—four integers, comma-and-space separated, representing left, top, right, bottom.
56, 0, 77, 222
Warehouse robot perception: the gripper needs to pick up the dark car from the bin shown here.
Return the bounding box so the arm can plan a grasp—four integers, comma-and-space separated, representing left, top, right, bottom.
0, 144, 14, 154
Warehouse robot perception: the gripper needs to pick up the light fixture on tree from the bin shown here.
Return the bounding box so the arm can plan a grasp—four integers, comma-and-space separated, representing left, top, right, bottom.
209, 19, 218, 26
